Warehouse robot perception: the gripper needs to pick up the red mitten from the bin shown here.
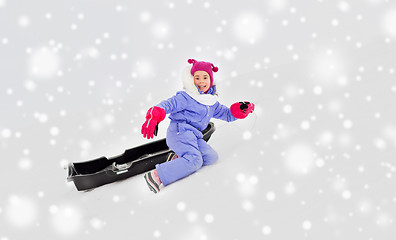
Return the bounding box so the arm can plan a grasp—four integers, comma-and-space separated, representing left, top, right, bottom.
230, 101, 255, 119
141, 106, 166, 139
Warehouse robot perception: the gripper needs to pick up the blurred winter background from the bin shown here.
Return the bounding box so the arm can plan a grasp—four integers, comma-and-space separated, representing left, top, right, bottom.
1, 0, 396, 239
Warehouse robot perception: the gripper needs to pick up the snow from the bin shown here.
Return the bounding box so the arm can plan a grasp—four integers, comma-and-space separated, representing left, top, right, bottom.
5, 195, 37, 228
284, 143, 316, 175
18, 15, 31, 28
283, 104, 293, 114
302, 220, 313, 230
89, 217, 106, 230
1, 0, 396, 239
151, 21, 171, 39
382, 8, 396, 38
18, 158, 32, 170
1, 128, 12, 138
50, 204, 83, 235
233, 12, 265, 44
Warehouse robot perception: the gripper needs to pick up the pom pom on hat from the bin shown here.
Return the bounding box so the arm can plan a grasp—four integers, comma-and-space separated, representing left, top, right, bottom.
211, 64, 218, 72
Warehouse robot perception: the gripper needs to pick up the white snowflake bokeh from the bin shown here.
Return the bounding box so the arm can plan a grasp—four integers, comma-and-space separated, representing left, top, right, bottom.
1, 0, 395, 239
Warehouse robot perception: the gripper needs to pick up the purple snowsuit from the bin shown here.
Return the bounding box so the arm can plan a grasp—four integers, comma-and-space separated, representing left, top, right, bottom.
155, 91, 237, 186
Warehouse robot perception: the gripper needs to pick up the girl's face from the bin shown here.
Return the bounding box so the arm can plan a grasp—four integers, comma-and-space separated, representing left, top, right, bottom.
194, 71, 211, 93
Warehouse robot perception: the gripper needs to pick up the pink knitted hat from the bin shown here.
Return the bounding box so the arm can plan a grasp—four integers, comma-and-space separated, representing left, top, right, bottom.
188, 59, 219, 86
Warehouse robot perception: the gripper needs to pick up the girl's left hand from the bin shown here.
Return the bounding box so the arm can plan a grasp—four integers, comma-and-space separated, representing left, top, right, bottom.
230, 101, 255, 119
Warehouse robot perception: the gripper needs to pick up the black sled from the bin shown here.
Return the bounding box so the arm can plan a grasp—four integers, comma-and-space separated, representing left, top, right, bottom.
66, 122, 215, 191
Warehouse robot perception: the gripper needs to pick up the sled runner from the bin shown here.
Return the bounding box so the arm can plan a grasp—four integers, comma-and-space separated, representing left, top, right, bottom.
66, 122, 215, 191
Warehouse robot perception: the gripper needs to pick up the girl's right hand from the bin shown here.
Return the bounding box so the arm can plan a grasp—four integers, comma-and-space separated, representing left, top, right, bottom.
141, 106, 166, 139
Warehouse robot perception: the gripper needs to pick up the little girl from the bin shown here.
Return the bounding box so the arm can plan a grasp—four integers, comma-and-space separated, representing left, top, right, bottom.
142, 59, 255, 193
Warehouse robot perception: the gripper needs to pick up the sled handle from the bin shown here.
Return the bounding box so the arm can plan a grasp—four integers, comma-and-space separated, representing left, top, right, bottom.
111, 162, 133, 175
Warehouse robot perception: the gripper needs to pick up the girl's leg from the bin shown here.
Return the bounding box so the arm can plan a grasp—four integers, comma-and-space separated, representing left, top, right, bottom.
198, 138, 219, 166
156, 130, 204, 186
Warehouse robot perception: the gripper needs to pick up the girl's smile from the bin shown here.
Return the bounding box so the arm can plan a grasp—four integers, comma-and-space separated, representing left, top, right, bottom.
194, 71, 211, 93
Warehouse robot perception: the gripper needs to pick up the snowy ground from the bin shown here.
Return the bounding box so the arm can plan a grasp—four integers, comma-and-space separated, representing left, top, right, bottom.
1, 0, 396, 239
